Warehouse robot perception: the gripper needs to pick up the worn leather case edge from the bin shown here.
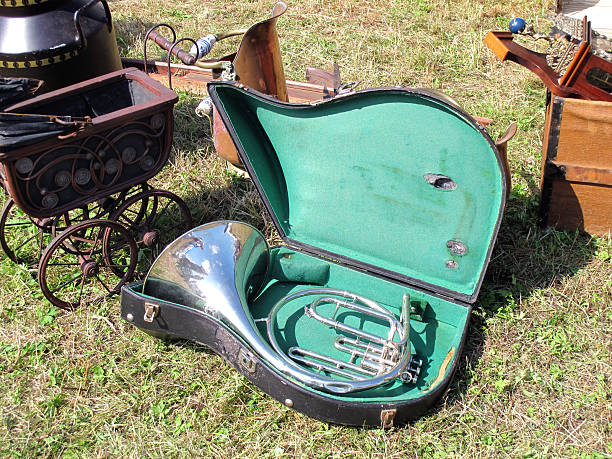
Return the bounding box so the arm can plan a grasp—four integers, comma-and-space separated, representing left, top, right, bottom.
121, 280, 470, 427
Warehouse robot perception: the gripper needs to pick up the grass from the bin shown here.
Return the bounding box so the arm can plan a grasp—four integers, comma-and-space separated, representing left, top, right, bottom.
1, 0, 611, 456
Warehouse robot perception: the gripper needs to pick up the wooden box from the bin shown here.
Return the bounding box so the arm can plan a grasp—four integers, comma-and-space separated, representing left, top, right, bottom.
540, 95, 612, 236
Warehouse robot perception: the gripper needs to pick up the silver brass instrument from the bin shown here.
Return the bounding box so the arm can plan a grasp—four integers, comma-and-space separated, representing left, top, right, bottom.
144, 220, 421, 394
267, 289, 421, 385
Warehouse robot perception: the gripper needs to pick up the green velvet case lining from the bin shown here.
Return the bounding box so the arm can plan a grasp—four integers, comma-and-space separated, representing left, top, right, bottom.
253, 247, 468, 402
132, 246, 469, 402
209, 85, 504, 300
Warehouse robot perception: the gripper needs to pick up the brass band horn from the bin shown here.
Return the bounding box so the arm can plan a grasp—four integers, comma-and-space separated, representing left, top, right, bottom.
144, 221, 421, 394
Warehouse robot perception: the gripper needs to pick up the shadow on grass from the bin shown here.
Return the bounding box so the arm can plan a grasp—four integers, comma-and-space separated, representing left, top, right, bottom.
438, 190, 598, 415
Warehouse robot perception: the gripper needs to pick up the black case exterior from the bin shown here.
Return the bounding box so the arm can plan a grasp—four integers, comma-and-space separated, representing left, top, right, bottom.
121, 281, 471, 427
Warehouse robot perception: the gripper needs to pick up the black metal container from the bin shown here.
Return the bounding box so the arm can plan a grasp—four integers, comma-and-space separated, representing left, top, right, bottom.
0, 0, 122, 93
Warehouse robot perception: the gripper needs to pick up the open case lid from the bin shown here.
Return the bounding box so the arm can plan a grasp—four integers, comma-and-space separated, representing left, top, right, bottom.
208, 82, 506, 303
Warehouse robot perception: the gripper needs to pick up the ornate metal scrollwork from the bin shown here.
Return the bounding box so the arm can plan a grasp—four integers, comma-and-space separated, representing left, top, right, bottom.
10, 114, 169, 215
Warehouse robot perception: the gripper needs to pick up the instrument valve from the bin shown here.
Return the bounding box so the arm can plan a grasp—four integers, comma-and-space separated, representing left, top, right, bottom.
399, 371, 417, 384
399, 356, 423, 384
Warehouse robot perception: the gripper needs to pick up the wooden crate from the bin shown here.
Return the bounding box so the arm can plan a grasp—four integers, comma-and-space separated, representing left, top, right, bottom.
540, 94, 612, 236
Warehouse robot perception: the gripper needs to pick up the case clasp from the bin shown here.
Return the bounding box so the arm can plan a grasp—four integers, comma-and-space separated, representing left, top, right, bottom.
239, 348, 257, 373
143, 302, 159, 323
380, 409, 397, 428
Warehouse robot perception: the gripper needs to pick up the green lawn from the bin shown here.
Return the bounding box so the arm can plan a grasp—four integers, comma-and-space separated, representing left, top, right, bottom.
0, 0, 610, 456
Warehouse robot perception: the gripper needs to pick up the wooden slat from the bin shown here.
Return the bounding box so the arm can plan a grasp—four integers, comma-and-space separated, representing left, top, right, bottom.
550, 161, 612, 185
122, 58, 494, 124
122, 58, 329, 103
556, 97, 612, 167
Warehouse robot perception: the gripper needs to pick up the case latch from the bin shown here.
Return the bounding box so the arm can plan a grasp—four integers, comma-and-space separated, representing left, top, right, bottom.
238, 348, 257, 373
380, 409, 397, 428
143, 302, 159, 323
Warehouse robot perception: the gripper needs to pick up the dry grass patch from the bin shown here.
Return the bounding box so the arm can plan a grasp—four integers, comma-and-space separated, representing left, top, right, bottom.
0, 0, 610, 456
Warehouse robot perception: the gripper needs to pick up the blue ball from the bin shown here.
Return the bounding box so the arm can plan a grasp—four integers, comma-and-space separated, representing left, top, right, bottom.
509, 17, 526, 34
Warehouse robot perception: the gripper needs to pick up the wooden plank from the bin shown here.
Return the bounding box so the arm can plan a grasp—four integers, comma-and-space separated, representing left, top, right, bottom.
483, 32, 513, 62
122, 58, 494, 125
547, 180, 612, 235
550, 161, 612, 185
122, 58, 329, 103
555, 97, 612, 167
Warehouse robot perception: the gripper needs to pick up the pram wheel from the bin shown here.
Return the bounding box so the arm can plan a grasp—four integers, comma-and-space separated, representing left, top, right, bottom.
37, 219, 138, 309
51, 184, 151, 240
0, 198, 53, 266
110, 189, 193, 277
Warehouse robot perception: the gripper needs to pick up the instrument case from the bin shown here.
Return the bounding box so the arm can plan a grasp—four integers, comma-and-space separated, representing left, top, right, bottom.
120, 82, 507, 427
539, 94, 612, 235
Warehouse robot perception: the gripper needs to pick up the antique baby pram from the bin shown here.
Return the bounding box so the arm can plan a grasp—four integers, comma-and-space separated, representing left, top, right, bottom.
0, 68, 193, 309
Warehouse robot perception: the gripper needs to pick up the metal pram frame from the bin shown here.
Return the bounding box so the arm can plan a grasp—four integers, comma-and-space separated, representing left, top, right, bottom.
0, 68, 193, 309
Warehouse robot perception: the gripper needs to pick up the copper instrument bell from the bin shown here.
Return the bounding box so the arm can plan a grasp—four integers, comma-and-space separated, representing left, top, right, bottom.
212, 2, 289, 168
